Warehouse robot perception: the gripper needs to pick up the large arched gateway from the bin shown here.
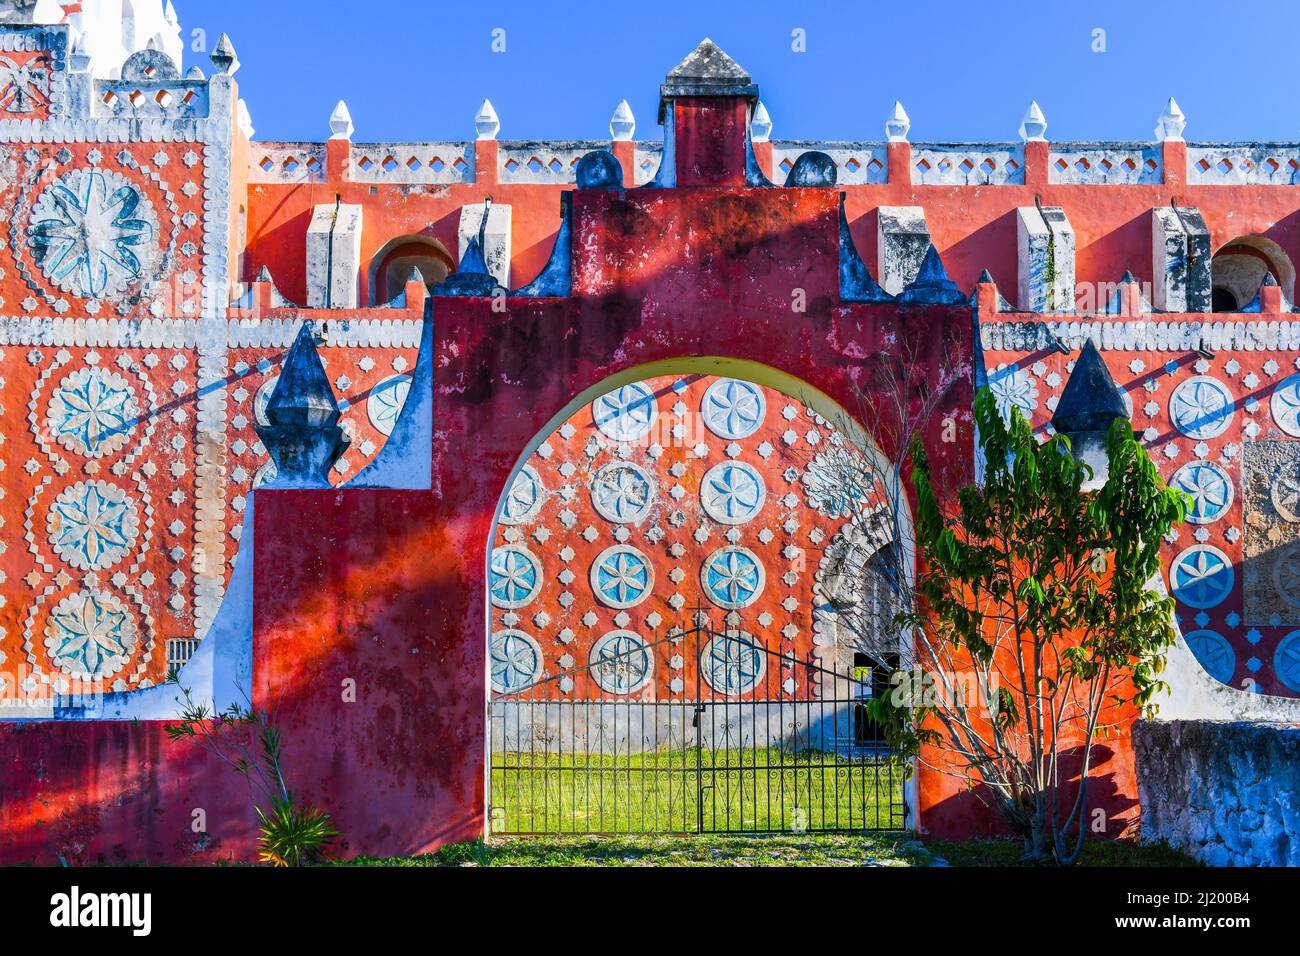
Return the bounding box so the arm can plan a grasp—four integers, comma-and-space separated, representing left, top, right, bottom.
485, 363, 913, 834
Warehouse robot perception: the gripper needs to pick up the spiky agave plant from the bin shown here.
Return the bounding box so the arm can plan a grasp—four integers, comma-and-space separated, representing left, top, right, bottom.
255, 795, 339, 867
166, 682, 341, 866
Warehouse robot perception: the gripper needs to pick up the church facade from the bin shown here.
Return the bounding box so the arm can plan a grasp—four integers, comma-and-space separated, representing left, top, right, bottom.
1, 1, 1298, 863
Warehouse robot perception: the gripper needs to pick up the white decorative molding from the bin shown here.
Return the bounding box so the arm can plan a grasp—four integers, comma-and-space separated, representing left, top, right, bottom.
912, 144, 1024, 185
498, 141, 603, 184
1187, 144, 1300, 185
249, 142, 325, 184
771, 142, 886, 185
1049, 144, 1161, 185
981, 319, 1300, 353
349, 141, 471, 184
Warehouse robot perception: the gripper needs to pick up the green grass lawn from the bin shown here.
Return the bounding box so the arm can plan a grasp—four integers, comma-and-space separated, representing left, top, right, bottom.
490, 747, 906, 834
341, 834, 1197, 867
337, 744, 1198, 867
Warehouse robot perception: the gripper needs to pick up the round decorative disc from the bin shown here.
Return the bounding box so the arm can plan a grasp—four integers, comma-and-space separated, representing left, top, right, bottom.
489, 628, 543, 693
589, 630, 654, 694
1169, 376, 1233, 440
1168, 545, 1234, 609
45, 366, 140, 459
701, 632, 767, 695
367, 373, 412, 436
700, 378, 766, 440
589, 545, 654, 608
489, 546, 543, 609
499, 464, 545, 525
1273, 631, 1300, 693
701, 546, 766, 609
592, 382, 657, 442
1183, 629, 1235, 686
700, 461, 766, 525
590, 461, 655, 524
1169, 460, 1233, 525
1270, 373, 1300, 438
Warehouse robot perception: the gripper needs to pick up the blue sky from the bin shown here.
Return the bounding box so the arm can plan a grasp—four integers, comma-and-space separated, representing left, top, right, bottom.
178, 0, 1297, 144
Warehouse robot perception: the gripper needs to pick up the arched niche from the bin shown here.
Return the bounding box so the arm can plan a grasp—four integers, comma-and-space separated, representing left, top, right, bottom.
367, 234, 455, 305
1211, 235, 1296, 311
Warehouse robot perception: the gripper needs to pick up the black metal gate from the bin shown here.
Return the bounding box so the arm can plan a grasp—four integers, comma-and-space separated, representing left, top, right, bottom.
488, 619, 908, 835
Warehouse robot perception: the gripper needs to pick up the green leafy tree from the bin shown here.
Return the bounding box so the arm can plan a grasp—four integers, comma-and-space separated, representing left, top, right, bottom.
165, 682, 338, 866
871, 387, 1187, 864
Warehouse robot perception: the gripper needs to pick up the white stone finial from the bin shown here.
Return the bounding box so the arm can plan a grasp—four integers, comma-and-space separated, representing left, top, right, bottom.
210, 32, 239, 76
750, 101, 772, 143
329, 100, 354, 140
885, 101, 910, 142
1019, 100, 1047, 142
610, 99, 636, 141
164, 0, 180, 25
1156, 96, 1186, 142
475, 98, 500, 140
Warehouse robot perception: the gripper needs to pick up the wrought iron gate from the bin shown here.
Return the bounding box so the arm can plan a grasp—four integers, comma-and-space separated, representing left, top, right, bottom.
488, 619, 908, 835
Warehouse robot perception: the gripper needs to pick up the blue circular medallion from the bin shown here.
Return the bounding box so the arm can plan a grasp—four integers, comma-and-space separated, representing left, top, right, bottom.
489, 546, 542, 608
1184, 629, 1236, 686
701, 378, 766, 439
1273, 631, 1300, 692
592, 382, 657, 442
589, 630, 654, 694
489, 628, 542, 693
1169, 376, 1234, 440
1169, 545, 1234, 609
701, 547, 765, 609
701, 632, 767, 695
589, 545, 654, 608
1169, 460, 1233, 525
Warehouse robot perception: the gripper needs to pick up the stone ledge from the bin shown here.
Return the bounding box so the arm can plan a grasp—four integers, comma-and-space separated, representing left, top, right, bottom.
1134, 718, 1300, 866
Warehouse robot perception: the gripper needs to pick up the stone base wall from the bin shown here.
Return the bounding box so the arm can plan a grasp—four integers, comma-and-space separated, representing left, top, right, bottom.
1133, 719, 1300, 866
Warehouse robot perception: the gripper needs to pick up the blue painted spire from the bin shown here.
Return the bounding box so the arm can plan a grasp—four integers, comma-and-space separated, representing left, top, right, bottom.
899, 244, 965, 304
255, 322, 349, 487
1051, 339, 1128, 436
839, 196, 891, 303
265, 323, 338, 427
434, 203, 507, 297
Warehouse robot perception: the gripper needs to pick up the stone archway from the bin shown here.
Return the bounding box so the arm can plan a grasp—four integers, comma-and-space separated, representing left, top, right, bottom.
482, 358, 916, 835
484, 358, 913, 702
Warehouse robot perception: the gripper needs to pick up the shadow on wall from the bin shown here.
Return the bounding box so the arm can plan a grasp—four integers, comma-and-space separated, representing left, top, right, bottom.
1175, 536, 1300, 698
0, 489, 483, 865
921, 743, 1137, 843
